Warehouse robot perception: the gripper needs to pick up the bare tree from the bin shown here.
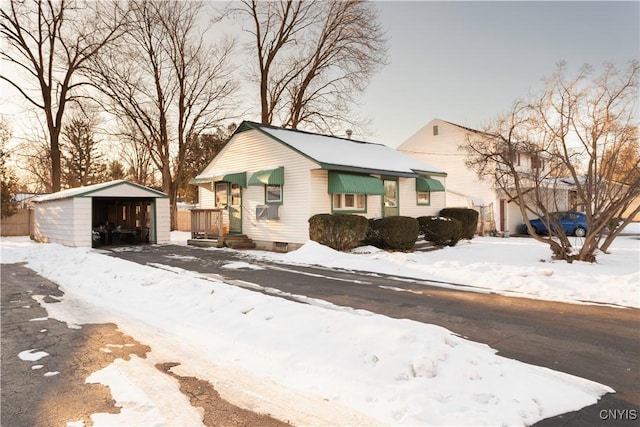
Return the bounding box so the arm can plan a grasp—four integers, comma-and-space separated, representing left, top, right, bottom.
465, 61, 639, 263
87, 0, 238, 229
240, 0, 387, 132
0, 0, 129, 192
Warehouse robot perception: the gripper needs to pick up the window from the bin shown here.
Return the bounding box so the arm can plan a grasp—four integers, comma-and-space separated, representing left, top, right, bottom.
332, 193, 366, 212
215, 182, 228, 208
531, 155, 541, 170
266, 184, 282, 204
433, 125, 439, 136
417, 191, 430, 205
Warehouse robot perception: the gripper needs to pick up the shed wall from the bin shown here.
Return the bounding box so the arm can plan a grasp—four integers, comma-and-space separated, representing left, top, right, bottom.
154, 198, 171, 244
34, 198, 93, 247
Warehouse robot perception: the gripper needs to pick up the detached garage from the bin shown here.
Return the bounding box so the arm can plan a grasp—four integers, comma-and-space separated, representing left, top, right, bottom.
32, 180, 170, 248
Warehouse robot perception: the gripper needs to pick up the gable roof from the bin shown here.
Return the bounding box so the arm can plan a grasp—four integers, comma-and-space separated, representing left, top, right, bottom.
33, 180, 168, 203
236, 121, 446, 177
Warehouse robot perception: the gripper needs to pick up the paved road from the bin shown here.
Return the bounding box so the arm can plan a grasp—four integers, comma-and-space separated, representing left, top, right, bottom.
108, 243, 640, 426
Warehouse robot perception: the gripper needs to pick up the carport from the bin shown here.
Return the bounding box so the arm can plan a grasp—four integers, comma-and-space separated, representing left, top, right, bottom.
32, 180, 170, 247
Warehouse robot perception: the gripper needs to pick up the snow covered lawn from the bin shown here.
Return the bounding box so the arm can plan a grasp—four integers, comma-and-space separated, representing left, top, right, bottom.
230, 228, 640, 309
1, 229, 637, 426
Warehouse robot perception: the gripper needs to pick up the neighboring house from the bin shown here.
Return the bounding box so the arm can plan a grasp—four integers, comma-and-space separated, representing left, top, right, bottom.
398, 118, 572, 234
32, 180, 170, 247
191, 121, 447, 251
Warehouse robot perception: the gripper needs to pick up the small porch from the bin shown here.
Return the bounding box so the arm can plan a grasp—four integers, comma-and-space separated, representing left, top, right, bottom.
188, 208, 257, 249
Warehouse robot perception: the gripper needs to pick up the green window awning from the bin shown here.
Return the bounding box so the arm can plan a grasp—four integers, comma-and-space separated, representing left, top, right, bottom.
416, 177, 445, 192
190, 176, 214, 185
190, 172, 247, 187
219, 172, 247, 187
328, 171, 385, 195
248, 167, 285, 186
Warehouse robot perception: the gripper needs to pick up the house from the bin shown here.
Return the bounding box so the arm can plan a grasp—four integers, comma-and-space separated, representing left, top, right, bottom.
398, 118, 573, 234
32, 180, 170, 247
190, 121, 447, 251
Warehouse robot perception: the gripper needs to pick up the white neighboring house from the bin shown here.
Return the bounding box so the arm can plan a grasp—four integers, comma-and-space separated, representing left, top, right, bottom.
191, 121, 447, 251
398, 118, 572, 234
32, 180, 170, 247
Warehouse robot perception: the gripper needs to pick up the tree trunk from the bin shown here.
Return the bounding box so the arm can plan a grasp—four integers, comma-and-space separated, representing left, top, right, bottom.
50, 131, 62, 193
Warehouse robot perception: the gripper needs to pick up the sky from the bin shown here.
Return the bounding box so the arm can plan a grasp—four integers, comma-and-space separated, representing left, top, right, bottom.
3, 229, 638, 425
359, 1, 640, 147
1, 1, 638, 151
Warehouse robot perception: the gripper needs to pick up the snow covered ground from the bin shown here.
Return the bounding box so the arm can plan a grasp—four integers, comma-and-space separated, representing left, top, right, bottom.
1, 226, 638, 426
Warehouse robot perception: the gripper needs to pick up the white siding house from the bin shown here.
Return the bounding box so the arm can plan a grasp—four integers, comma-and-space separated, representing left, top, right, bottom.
191, 121, 447, 251
398, 118, 568, 234
33, 180, 170, 247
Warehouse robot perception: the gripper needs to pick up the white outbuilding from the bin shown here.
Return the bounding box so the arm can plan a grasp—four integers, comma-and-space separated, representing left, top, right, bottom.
32, 180, 170, 247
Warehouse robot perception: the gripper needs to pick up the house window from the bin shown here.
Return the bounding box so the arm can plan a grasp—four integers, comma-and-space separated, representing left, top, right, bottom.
266, 184, 282, 204
433, 125, 439, 136
417, 191, 430, 205
531, 155, 541, 170
332, 193, 366, 212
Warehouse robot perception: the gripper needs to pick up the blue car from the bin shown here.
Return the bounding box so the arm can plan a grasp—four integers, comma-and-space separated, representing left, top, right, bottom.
520, 211, 588, 237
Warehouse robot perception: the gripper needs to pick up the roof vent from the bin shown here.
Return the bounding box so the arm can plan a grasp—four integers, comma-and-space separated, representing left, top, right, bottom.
345, 129, 353, 139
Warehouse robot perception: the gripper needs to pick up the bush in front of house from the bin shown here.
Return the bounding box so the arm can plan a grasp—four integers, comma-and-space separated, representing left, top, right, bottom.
439, 208, 479, 239
418, 216, 463, 247
365, 216, 420, 251
308, 214, 369, 251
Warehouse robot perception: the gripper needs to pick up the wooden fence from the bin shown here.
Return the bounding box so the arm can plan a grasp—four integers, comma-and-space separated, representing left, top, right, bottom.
0, 209, 33, 236
176, 210, 191, 231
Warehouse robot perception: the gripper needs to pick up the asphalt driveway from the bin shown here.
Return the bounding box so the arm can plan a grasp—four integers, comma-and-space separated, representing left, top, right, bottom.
107, 243, 640, 426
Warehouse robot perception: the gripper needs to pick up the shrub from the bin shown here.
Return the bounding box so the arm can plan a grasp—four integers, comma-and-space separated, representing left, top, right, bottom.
365, 216, 419, 251
439, 208, 479, 239
418, 216, 462, 246
308, 214, 369, 251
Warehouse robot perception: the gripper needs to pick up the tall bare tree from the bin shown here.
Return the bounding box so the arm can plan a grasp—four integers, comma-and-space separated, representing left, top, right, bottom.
0, 0, 129, 192
465, 61, 639, 263
87, 0, 238, 229
241, 0, 387, 132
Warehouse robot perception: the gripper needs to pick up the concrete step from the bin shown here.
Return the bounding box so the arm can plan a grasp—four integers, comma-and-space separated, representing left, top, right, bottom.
221, 234, 256, 250
226, 241, 257, 249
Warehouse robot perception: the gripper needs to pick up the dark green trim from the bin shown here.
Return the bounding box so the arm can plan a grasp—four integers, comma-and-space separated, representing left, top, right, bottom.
248, 167, 285, 186
416, 176, 445, 192
328, 171, 385, 195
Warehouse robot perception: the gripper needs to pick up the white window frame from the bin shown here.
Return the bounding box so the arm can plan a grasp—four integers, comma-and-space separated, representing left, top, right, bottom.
332, 193, 366, 212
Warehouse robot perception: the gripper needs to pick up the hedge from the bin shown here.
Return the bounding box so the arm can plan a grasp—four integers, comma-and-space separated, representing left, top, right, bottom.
418, 216, 462, 246
365, 216, 420, 251
308, 214, 369, 251
439, 208, 479, 239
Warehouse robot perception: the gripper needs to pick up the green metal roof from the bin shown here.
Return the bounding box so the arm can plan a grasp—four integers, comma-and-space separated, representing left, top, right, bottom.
328, 171, 385, 195
248, 167, 285, 186
190, 171, 247, 187
415, 177, 445, 192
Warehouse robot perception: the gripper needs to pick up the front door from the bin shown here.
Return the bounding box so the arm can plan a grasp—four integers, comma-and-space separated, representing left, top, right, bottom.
382, 179, 398, 217
229, 183, 242, 233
